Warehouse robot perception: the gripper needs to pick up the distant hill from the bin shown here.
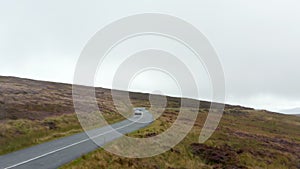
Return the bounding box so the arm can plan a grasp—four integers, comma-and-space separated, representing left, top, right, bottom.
280, 108, 300, 115
0, 75, 246, 121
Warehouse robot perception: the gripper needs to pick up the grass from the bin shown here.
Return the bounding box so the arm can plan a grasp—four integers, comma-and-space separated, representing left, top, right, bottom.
0, 112, 124, 155
61, 108, 300, 169
1, 76, 300, 168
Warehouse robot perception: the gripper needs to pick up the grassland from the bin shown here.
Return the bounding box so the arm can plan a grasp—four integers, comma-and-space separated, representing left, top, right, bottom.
61, 108, 300, 169
0, 76, 124, 154
1, 76, 300, 168
0, 112, 124, 155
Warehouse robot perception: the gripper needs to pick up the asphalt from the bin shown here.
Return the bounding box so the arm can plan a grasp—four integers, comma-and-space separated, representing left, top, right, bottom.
0, 110, 153, 169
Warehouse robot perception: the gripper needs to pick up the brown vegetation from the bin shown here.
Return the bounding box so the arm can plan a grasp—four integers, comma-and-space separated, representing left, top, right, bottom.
0, 76, 300, 168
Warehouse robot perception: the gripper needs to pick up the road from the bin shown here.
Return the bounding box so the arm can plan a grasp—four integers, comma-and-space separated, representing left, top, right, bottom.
0, 109, 153, 169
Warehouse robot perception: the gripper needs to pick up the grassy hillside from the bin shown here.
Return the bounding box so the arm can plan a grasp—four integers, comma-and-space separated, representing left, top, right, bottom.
0, 76, 300, 168
0, 76, 124, 154
61, 108, 300, 169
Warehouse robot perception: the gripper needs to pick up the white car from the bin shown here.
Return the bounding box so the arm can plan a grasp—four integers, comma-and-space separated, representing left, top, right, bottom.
133, 107, 145, 116
134, 110, 143, 116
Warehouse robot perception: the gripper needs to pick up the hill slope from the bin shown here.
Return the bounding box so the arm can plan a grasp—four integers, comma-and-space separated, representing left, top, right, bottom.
0, 76, 300, 168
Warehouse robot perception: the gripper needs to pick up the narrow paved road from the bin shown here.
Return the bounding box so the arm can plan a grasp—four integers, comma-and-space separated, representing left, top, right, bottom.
0, 110, 153, 169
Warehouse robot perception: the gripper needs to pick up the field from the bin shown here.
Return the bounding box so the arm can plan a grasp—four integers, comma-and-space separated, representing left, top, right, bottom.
61, 107, 300, 169
0, 76, 300, 168
0, 76, 124, 154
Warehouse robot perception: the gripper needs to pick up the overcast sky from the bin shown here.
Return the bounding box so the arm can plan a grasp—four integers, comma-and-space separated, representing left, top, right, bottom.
0, 0, 299, 113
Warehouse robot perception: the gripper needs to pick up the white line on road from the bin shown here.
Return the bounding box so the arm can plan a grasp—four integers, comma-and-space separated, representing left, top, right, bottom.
4, 115, 145, 169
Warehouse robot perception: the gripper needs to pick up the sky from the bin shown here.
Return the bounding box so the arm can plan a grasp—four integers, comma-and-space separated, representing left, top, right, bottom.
0, 0, 299, 113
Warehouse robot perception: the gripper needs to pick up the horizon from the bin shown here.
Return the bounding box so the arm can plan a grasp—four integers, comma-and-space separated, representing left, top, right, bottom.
1, 74, 298, 115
